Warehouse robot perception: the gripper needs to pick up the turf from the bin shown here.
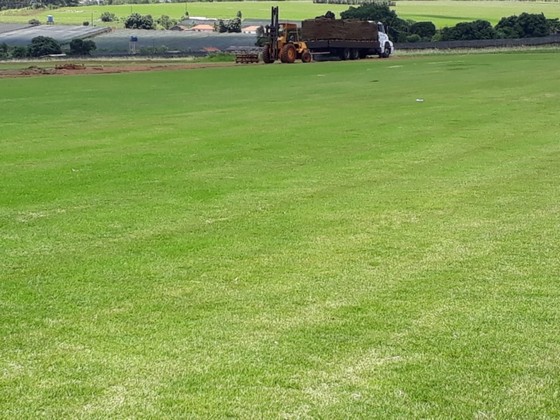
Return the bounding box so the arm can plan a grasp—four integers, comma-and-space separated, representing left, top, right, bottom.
395, 0, 560, 27
1, 0, 560, 27
1, 51, 560, 417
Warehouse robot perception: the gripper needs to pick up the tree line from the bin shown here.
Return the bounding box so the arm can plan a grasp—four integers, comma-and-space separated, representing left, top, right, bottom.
0, 0, 79, 10
120, 11, 243, 32
0, 36, 95, 59
339, 3, 559, 43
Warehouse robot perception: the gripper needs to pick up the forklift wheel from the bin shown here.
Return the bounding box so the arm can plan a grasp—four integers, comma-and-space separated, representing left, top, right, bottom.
301, 50, 312, 63
280, 44, 296, 63
262, 44, 274, 64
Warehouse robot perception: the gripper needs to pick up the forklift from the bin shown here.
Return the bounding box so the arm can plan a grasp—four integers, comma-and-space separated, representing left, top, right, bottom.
262, 6, 312, 64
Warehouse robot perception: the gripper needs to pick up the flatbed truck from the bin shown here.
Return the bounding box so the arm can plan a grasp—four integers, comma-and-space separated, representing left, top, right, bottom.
301, 18, 394, 60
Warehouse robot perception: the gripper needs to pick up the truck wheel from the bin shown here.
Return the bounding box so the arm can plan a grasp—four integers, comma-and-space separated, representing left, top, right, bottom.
379, 43, 391, 58
280, 44, 296, 63
301, 50, 312, 63
340, 48, 351, 61
262, 44, 274, 64
350, 49, 360, 60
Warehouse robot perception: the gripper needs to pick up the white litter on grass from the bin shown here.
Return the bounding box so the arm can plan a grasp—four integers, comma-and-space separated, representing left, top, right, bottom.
388, 65, 402, 68
416, 98, 424, 102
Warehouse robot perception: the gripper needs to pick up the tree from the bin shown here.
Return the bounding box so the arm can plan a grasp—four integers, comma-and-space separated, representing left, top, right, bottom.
124, 13, 155, 30
440, 20, 496, 41
340, 3, 410, 42
495, 15, 522, 39
516, 13, 548, 37
69, 38, 96, 55
3, 0, 78, 8
255, 25, 267, 47
28, 36, 61, 57
227, 17, 241, 33
216, 19, 227, 33
495, 13, 549, 39
156, 15, 176, 30
340, 3, 397, 22
410, 21, 436, 40
0, 43, 8, 59
215, 17, 241, 33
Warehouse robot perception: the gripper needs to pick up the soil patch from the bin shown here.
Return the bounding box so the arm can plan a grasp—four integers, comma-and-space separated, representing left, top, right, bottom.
0, 61, 239, 78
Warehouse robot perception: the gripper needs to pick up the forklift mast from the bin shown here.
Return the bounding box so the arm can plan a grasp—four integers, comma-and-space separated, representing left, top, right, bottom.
269, 6, 280, 59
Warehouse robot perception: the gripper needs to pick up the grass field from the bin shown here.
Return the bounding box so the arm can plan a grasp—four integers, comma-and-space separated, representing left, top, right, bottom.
1, 0, 560, 27
1, 51, 560, 417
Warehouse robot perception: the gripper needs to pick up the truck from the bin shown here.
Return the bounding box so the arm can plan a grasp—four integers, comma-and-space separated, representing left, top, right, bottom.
302, 17, 394, 60
261, 7, 393, 64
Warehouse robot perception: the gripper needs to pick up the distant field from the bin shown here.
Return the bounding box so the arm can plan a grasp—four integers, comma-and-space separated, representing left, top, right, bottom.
1, 51, 559, 417
395, 0, 560, 27
1, 1, 560, 27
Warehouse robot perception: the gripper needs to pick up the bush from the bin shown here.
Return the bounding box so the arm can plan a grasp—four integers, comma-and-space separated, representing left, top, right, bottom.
28, 36, 62, 57
406, 34, 421, 43
28, 19, 41, 25
100, 12, 117, 22
124, 13, 155, 30
83, 21, 89, 26
69, 38, 96, 56
12, 46, 28, 58
139, 45, 168, 55
547, 18, 560, 34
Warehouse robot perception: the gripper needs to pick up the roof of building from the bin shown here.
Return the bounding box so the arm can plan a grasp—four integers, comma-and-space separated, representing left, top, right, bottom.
242, 25, 260, 33
190, 24, 215, 32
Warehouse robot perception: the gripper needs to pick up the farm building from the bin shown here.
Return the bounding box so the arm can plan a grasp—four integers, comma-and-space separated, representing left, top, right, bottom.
242, 25, 260, 34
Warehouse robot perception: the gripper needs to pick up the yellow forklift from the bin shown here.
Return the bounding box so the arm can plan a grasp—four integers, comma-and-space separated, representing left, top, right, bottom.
262, 7, 312, 64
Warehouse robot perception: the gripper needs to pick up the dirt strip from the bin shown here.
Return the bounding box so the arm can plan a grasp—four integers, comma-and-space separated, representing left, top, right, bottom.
0, 61, 240, 78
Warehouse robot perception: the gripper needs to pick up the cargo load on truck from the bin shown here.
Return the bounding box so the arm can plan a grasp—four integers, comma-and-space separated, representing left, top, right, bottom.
301, 18, 378, 41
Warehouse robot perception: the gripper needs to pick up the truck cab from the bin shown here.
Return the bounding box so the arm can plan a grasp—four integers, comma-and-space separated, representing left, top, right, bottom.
374, 22, 394, 58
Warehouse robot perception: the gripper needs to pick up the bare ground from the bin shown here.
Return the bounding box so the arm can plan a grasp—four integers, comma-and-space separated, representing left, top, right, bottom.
0, 61, 241, 78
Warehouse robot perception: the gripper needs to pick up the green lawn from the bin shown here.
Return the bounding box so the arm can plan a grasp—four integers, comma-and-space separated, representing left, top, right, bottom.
395, 0, 560, 27
1, 0, 560, 27
1, 51, 560, 417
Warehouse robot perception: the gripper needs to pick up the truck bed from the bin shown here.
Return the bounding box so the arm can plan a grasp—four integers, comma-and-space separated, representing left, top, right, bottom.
305, 39, 381, 50
301, 18, 379, 42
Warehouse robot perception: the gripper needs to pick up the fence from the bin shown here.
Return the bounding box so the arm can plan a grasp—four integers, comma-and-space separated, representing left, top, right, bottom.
396, 34, 560, 50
